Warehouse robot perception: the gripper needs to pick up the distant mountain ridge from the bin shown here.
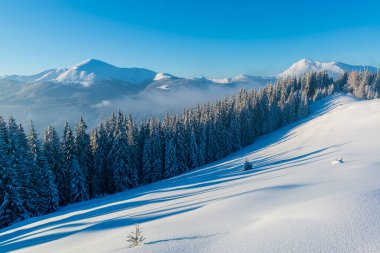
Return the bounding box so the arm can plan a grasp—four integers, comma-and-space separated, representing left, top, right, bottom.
279, 58, 378, 79
0, 58, 378, 129
2, 59, 158, 87
1, 59, 274, 93
2, 58, 378, 87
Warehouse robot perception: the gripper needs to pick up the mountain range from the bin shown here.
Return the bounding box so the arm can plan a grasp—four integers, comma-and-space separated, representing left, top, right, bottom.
1, 58, 276, 91
2, 58, 377, 86
0, 58, 377, 130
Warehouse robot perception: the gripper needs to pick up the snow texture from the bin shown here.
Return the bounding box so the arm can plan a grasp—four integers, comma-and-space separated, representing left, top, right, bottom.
1, 94, 380, 252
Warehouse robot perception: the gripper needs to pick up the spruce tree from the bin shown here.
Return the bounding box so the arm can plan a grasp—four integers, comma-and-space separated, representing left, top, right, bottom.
43, 126, 65, 206
70, 156, 89, 202
0, 119, 28, 228
92, 124, 109, 196
28, 121, 59, 214
61, 122, 75, 204
74, 117, 91, 198
111, 112, 130, 192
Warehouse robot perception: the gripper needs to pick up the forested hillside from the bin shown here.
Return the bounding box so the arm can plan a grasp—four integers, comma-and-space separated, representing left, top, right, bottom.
1, 70, 379, 229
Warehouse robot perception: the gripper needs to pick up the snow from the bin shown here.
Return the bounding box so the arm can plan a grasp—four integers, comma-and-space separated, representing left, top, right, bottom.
279, 58, 378, 79
2, 69, 65, 83
1, 93, 380, 252
156, 84, 170, 90
1, 59, 158, 86
207, 77, 233, 84
207, 75, 274, 87
54, 59, 157, 86
153, 73, 174, 81
331, 158, 344, 166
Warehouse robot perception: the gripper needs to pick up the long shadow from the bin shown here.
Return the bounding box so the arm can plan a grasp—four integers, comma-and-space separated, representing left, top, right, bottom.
0, 95, 347, 252
145, 234, 219, 245
1, 182, 311, 252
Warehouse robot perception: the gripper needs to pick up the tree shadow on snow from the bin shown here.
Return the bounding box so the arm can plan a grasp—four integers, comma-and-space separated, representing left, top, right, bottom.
0, 94, 348, 252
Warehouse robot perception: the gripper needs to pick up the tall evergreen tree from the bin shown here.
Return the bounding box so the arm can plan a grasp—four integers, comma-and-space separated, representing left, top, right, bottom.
110, 112, 131, 191
70, 156, 89, 202
60, 122, 75, 204
28, 121, 59, 214
0, 119, 28, 228
43, 126, 65, 206
74, 117, 91, 198
92, 124, 110, 196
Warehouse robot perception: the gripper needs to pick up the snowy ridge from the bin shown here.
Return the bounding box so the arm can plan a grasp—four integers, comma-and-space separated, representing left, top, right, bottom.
0, 59, 272, 89
1, 94, 380, 252
2, 59, 158, 86
54, 59, 157, 86
279, 58, 378, 79
2, 58, 378, 85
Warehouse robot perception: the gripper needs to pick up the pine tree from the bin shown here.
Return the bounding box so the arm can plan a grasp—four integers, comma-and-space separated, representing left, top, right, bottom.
74, 117, 91, 198
111, 112, 131, 192
176, 119, 190, 173
28, 121, 59, 214
6, 118, 33, 215
165, 137, 178, 178
43, 126, 65, 206
60, 122, 75, 204
142, 137, 153, 184
92, 124, 109, 196
150, 124, 164, 182
189, 130, 199, 169
0, 119, 28, 228
0, 166, 28, 229
15, 123, 35, 214
70, 156, 89, 202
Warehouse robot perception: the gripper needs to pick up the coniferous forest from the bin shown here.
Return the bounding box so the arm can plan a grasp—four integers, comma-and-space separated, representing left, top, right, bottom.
1, 70, 379, 229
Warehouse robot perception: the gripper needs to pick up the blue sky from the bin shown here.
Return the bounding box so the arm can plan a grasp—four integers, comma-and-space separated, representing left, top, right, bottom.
1, 0, 380, 77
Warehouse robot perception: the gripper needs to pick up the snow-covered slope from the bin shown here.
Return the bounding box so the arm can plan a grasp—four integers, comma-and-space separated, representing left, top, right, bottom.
55, 59, 157, 86
3, 69, 65, 83
1, 94, 380, 253
279, 58, 378, 79
2, 59, 158, 86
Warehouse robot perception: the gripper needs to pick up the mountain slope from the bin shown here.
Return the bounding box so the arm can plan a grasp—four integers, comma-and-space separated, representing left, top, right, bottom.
279, 58, 378, 79
0, 59, 273, 130
1, 94, 380, 253
54, 59, 157, 86
1, 59, 158, 86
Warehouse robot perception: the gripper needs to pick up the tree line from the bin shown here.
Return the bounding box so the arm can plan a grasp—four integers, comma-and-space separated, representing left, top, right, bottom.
1, 69, 377, 229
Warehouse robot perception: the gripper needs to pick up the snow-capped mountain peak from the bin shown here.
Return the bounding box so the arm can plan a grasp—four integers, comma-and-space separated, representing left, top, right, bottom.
278, 58, 343, 79
154, 73, 176, 81
1, 59, 158, 86
279, 58, 378, 79
55, 59, 157, 86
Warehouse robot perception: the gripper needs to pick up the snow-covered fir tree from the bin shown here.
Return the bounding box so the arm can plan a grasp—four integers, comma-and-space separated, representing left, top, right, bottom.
43, 126, 65, 206
28, 121, 59, 214
74, 117, 92, 198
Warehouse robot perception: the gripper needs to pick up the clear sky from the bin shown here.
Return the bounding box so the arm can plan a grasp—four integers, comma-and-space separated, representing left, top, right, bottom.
1, 0, 380, 78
